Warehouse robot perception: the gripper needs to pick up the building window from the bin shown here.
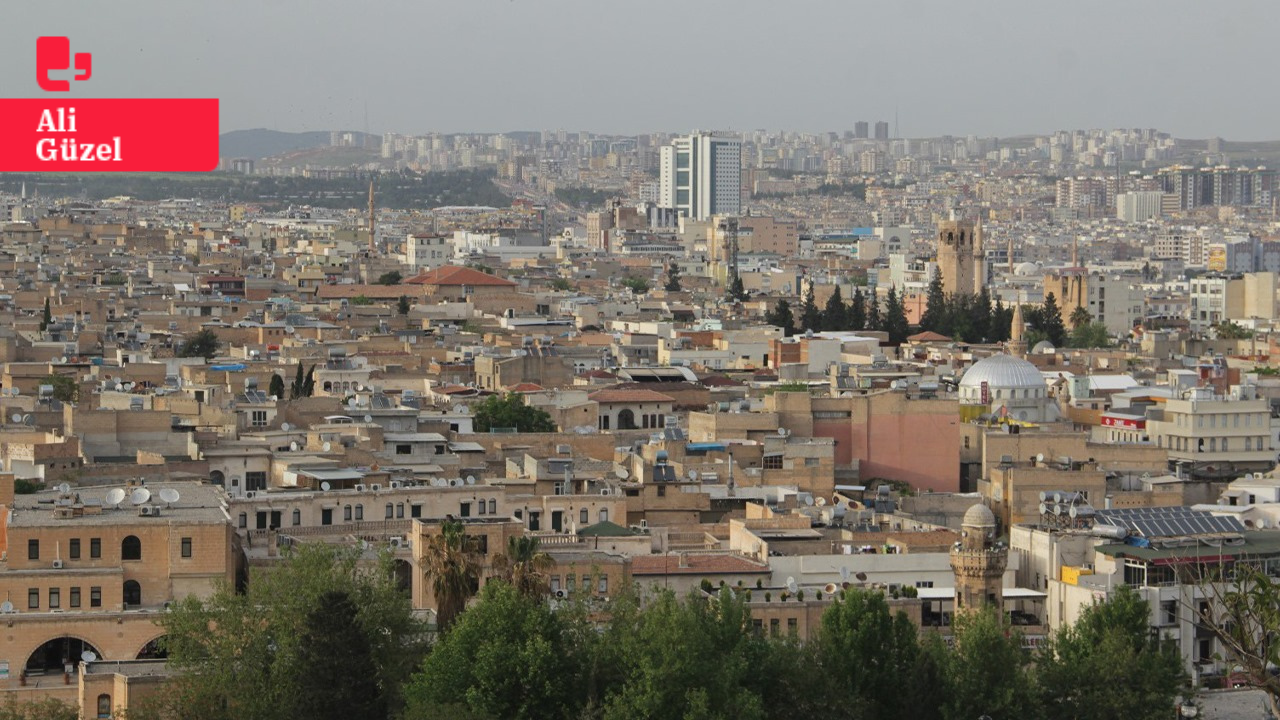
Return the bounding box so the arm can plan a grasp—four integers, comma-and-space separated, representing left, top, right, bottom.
599, 508, 609, 523
238, 513, 247, 529
251, 410, 267, 427
478, 501, 486, 516
488, 499, 496, 514
598, 575, 608, 594
90, 538, 101, 558
344, 505, 353, 522
763, 455, 784, 470
550, 576, 561, 593
396, 503, 405, 519
69, 586, 81, 608
246, 472, 267, 491
28, 539, 39, 560
97, 694, 112, 719
787, 617, 798, 636
121, 535, 142, 561
292, 509, 301, 526
460, 502, 471, 518
385, 503, 394, 519
411, 504, 422, 518
396, 444, 412, 455
355, 504, 364, 521
580, 508, 589, 525
567, 574, 576, 592
49, 587, 60, 609
68, 538, 81, 560
915, 581, 934, 588
123, 580, 141, 606
181, 537, 192, 558
321, 509, 332, 526
90, 586, 102, 607
770, 618, 780, 636
28, 588, 39, 609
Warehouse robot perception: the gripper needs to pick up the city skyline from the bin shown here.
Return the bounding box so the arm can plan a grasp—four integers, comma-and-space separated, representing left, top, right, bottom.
8, 0, 1280, 140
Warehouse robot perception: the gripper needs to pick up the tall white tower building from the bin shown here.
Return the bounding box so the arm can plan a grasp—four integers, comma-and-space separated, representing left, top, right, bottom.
658, 133, 742, 221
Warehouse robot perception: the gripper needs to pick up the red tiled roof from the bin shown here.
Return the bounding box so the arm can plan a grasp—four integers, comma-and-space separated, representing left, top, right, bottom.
907, 330, 952, 342
587, 389, 676, 404
404, 265, 517, 287
316, 285, 419, 299
507, 382, 544, 393
578, 369, 618, 379
631, 553, 770, 576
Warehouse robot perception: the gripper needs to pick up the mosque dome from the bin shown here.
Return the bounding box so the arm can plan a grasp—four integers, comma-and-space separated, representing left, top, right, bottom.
1013, 262, 1041, 277
962, 503, 997, 529
958, 354, 1046, 392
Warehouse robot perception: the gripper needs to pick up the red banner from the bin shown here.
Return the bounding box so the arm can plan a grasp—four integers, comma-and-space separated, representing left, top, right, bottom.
0, 98, 219, 171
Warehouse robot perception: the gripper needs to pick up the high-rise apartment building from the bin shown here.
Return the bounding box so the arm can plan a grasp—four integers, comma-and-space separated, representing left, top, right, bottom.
1116, 191, 1165, 223
854, 121, 869, 139
874, 121, 890, 140
658, 133, 742, 221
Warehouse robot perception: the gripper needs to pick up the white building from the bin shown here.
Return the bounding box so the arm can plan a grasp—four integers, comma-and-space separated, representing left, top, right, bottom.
1116, 191, 1164, 222
659, 133, 742, 221
405, 234, 451, 271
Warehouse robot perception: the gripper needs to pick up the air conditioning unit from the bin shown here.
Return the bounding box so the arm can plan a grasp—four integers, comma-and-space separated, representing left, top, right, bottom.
556, 444, 571, 454
389, 481, 401, 489
639, 519, 648, 529
554, 589, 568, 599
389, 537, 404, 549
370, 483, 382, 491
51, 559, 63, 569
245, 491, 257, 499
600, 488, 611, 496
354, 484, 367, 492
140, 506, 155, 516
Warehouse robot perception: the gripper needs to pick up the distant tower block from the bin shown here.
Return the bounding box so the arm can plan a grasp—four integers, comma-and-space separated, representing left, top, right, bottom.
950, 503, 1007, 614
935, 217, 986, 296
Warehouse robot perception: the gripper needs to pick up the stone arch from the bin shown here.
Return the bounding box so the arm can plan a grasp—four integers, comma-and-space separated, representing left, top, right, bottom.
137, 634, 168, 659
23, 635, 105, 675
209, 469, 226, 487
617, 408, 636, 430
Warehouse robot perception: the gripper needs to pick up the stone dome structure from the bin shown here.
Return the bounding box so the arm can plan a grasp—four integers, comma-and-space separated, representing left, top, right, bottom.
959, 354, 1046, 394
958, 354, 1058, 423
962, 502, 997, 529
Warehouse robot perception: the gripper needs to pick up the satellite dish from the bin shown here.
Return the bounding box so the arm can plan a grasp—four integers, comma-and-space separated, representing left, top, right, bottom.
688, 470, 699, 481
284, 325, 295, 334
323, 441, 332, 452
9, 413, 20, 423
1039, 502, 1049, 515
105, 488, 126, 507
0, 601, 13, 613
855, 572, 868, 582
777, 427, 787, 436
804, 496, 815, 506
81, 650, 97, 662
129, 487, 151, 506
57, 482, 71, 495
320, 481, 331, 491
615, 468, 628, 480
465, 475, 476, 485
159, 488, 180, 505
1035, 453, 1045, 463
363, 414, 373, 423
786, 577, 798, 593
281, 422, 292, 432
840, 566, 850, 581
816, 496, 827, 507
290, 441, 299, 451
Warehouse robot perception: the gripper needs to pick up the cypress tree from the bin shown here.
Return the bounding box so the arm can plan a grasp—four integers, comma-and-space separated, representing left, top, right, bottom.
850, 287, 867, 331
822, 285, 848, 331
800, 283, 823, 332
919, 271, 947, 333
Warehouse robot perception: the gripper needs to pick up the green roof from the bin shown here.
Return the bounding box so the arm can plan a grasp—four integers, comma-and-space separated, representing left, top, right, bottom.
577, 520, 639, 538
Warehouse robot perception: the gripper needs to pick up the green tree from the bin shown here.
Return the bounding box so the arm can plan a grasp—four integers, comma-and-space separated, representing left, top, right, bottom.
403, 581, 579, 720
822, 285, 847, 331
420, 520, 483, 634
800, 283, 822, 332
550, 278, 574, 292
849, 287, 867, 331
919, 271, 947, 333
1068, 305, 1093, 329
882, 286, 910, 345
1037, 585, 1186, 720
377, 270, 403, 285
398, 295, 412, 315
291, 362, 306, 399
764, 300, 795, 337
178, 329, 220, 360
472, 392, 557, 433
815, 588, 920, 719
0, 698, 79, 720
40, 298, 51, 332
941, 608, 1039, 720
621, 276, 649, 295
728, 274, 747, 302
1192, 562, 1280, 715
41, 374, 78, 403
159, 544, 424, 720
294, 590, 386, 720
1040, 292, 1067, 347
1068, 322, 1112, 349
990, 296, 1013, 343
491, 535, 554, 600
267, 374, 285, 400
351, 295, 374, 306
302, 365, 316, 398
1213, 321, 1253, 339
665, 263, 682, 292
972, 286, 994, 342
866, 288, 882, 331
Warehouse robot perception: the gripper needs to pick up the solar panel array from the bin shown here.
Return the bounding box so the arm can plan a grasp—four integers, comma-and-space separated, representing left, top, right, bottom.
240, 390, 268, 403
1093, 506, 1245, 538
371, 395, 394, 409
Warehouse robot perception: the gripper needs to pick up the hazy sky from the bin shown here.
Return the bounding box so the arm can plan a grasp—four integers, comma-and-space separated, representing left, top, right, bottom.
10, 0, 1279, 139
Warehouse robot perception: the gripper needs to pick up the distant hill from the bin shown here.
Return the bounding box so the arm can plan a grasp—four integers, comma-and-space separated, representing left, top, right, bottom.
219, 129, 333, 161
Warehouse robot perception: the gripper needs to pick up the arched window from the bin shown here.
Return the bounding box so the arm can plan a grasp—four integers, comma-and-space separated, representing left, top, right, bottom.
97, 694, 112, 719
355, 504, 364, 520
121, 535, 141, 561
323, 381, 333, 392
580, 508, 589, 524
123, 580, 141, 606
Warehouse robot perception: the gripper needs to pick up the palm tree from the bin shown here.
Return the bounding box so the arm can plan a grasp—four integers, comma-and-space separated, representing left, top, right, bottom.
1068, 305, 1093, 330
492, 535, 553, 600
419, 520, 481, 633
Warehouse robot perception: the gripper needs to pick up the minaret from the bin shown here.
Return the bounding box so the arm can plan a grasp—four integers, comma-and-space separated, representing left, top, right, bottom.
367, 180, 376, 254
950, 503, 1007, 615
1009, 302, 1026, 358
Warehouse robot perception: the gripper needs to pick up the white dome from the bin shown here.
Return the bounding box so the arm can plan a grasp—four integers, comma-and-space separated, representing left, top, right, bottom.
962, 503, 997, 528
1032, 340, 1056, 354
1013, 262, 1040, 277
959, 354, 1046, 391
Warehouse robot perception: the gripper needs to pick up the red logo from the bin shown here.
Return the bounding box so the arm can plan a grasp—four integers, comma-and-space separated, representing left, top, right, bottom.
0, 37, 219, 171
36, 37, 92, 92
